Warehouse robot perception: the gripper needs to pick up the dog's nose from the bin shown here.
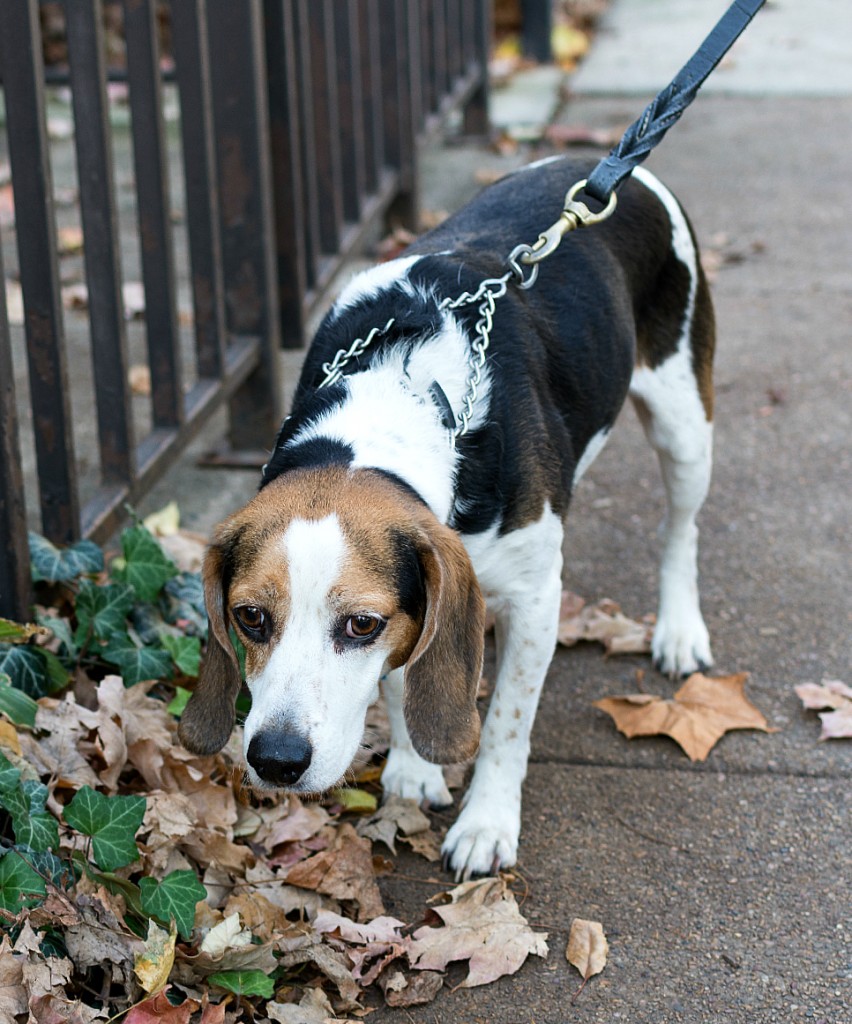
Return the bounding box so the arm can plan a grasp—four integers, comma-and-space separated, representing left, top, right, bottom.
247, 730, 313, 787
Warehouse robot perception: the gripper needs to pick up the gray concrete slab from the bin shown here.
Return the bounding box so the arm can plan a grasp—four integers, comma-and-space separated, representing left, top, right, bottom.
570, 0, 852, 97
373, 765, 850, 1023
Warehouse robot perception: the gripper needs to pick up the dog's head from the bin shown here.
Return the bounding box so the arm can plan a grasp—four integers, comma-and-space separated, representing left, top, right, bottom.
178, 466, 484, 791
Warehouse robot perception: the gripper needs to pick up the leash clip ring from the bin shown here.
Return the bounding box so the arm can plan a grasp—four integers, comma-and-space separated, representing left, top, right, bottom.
507, 244, 540, 290
509, 179, 618, 285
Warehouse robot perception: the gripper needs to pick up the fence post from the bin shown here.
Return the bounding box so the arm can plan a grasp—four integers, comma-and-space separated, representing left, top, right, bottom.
464, 0, 492, 136
0, 232, 32, 622
0, 0, 79, 544
264, 0, 307, 349
64, 0, 137, 485
207, 0, 282, 450
521, 0, 553, 63
378, 0, 418, 231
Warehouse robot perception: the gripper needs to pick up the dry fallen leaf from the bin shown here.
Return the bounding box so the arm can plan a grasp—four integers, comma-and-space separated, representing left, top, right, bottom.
129, 364, 152, 396
134, 920, 176, 996
57, 225, 85, 255
566, 918, 608, 980
406, 876, 548, 989
594, 672, 774, 760
357, 795, 433, 855
795, 680, 852, 740
266, 988, 335, 1023
125, 987, 198, 1024
558, 591, 654, 655
285, 822, 385, 922
381, 968, 444, 1007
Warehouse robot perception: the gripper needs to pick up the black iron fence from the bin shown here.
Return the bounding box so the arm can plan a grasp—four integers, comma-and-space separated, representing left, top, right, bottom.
0, 0, 490, 620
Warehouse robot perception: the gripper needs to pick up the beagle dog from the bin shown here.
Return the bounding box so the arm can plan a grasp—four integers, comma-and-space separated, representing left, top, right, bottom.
179, 157, 715, 879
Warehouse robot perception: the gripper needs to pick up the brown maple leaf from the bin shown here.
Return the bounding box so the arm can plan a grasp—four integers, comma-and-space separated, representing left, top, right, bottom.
405, 876, 548, 989
285, 822, 385, 921
594, 672, 775, 761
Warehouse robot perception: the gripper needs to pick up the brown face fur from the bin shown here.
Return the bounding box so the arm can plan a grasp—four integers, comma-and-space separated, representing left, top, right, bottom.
178, 466, 485, 784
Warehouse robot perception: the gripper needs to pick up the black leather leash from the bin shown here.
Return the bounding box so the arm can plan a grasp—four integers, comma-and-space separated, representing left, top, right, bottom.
585, 0, 768, 204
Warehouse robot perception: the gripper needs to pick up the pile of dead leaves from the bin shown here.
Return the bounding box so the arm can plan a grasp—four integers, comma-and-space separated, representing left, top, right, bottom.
0, 517, 550, 1022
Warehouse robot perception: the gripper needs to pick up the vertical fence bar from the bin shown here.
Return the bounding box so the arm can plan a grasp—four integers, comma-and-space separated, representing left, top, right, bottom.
264, 0, 307, 348
359, 0, 383, 195
432, 0, 448, 105
0, 231, 31, 620
333, 1, 366, 224
292, 0, 320, 290
64, 0, 136, 485
379, 0, 417, 228
521, 0, 553, 63
464, 0, 490, 135
445, 0, 462, 82
123, 0, 184, 429
206, 0, 281, 449
308, 0, 343, 254
170, 0, 228, 379
0, 0, 79, 543
420, 0, 436, 120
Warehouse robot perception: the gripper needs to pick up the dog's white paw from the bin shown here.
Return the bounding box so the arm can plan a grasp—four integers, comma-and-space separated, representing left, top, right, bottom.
381, 748, 452, 808
441, 800, 520, 881
652, 606, 713, 677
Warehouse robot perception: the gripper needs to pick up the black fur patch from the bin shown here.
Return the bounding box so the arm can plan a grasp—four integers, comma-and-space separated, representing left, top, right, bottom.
262, 437, 354, 484
390, 528, 427, 622
260, 381, 351, 489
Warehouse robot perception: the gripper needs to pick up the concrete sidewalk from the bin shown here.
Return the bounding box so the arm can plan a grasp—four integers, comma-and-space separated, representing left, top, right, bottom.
143, 2, 851, 1020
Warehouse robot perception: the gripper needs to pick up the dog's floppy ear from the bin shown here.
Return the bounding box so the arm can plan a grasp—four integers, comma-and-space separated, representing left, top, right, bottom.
178, 534, 243, 755
403, 519, 485, 764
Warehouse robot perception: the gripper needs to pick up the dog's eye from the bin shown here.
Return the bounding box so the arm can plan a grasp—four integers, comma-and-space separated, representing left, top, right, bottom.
233, 605, 270, 640
345, 614, 383, 640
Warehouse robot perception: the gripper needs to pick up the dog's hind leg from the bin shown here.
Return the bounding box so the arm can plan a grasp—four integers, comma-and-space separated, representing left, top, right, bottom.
630, 170, 715, 676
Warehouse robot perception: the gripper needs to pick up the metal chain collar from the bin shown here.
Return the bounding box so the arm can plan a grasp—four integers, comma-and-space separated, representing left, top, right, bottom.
318, 271, 516, 442
317, 177, 616, 439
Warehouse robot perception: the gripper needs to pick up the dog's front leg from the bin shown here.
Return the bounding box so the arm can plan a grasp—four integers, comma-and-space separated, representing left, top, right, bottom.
380, 668, 452, 808
442, 548, 563, 880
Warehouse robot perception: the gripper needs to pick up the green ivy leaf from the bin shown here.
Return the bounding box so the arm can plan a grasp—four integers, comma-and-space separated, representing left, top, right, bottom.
26, 848, 67, 887
74, 580, 136, 646
0, 850, 46, 913
8, 781, 59, 853
161, 634, 201, 678
36, 612, 78, 657
166, 686, 191, 717
40, 648, 71, 693
63, 787, 146, 871
0, 618, 49, 644
114, 526, 177, 602
0, 644, 52, 697
165, 572, 205, 617
0, 750, 21, 792
0, 675, 38, 727
208, 970, 275, 999
139, 869, 206, 940
29, 532, 103, 583
101, 635, 172, 687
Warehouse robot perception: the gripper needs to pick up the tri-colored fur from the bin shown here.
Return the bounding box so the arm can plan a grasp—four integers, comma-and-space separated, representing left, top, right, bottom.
179, 157, 716, 878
